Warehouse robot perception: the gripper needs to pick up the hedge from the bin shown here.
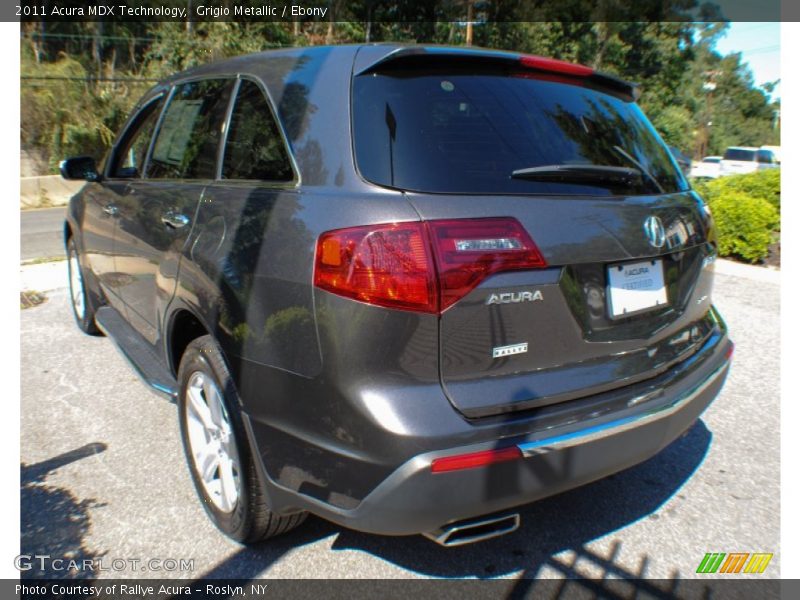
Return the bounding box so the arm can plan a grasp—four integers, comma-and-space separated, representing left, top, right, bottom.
706, 191, 779, 263
694, 169, 781, 212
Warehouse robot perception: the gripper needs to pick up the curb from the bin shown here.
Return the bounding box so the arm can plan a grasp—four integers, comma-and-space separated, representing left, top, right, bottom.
714, 259, 780, 285
20, 175, 82, 210
20, 260, 68, 292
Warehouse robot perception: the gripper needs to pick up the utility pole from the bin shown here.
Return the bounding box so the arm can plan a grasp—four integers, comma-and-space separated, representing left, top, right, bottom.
699, 71, 719, 158
465, 2, 473, 46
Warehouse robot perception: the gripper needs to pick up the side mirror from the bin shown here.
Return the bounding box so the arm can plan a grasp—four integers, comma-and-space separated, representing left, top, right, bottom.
60, 156, 101, 182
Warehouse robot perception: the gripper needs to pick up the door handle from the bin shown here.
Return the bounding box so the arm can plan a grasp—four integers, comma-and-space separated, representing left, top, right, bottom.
162, 211, 191, 229
103, 204, 118, 216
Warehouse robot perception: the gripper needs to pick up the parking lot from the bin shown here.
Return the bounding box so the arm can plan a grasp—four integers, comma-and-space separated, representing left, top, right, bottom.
20, 261, 779, 584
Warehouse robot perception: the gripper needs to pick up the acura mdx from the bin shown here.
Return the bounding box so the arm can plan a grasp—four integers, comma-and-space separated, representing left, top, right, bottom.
61, 44, 732, 547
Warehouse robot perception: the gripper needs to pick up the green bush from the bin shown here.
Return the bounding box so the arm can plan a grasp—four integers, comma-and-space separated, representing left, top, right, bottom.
694, 169, 781, 212
21, 53, 138, 172
708, 192, 779, 263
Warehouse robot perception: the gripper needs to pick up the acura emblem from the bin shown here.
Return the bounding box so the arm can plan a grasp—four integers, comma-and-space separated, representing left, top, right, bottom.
643, 216, 666, 249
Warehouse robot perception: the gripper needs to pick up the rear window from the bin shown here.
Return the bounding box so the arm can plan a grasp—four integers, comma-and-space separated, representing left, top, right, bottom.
353, 67, 687, 196
703, 157, 721, 164
723, 148, 757, 162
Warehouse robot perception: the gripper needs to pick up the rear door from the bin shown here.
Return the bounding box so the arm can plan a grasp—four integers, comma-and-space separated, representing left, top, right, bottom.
185, 78, 319, 376
114, 78, 235, 345
352, 59, 717, 418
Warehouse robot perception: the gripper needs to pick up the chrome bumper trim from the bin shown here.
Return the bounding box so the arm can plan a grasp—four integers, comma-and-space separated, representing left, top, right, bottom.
517, 358, 729, 457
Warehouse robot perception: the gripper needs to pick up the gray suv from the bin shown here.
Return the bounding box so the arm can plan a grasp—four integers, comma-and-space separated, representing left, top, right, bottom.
61, 44, 732, 547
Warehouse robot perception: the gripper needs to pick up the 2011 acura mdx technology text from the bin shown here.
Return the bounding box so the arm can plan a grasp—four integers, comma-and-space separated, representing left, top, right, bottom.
61, 44, 732, 547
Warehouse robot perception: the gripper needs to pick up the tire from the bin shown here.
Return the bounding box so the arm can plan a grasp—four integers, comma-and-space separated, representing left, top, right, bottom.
67, 237, 101, 335
177, 335, 307, 543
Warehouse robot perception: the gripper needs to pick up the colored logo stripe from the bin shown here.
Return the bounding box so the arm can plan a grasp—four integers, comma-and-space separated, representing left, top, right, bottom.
744, 553, 773, 574
697, 552, 773, 574
697, 553, 726, 573
720, 553, 749, 573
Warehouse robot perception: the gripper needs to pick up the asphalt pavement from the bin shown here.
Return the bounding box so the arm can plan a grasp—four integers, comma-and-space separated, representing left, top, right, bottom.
19, 264, 780, 586
21, 206, 67, 262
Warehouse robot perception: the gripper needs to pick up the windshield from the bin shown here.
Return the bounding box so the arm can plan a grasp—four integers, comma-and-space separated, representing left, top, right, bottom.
352, 67, 687, 196
724, 148, 757, 161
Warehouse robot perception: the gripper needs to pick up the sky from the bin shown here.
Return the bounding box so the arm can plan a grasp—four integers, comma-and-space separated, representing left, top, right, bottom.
713, 22, 781, 101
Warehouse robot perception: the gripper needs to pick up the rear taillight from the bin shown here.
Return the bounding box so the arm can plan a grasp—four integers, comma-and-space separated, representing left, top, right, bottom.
427, 218, 546, 311
313, 218, 546, 313
314, 222, 438, 313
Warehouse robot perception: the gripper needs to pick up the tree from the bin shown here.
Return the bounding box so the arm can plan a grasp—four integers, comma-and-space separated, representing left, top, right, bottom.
19, 11, 780, 171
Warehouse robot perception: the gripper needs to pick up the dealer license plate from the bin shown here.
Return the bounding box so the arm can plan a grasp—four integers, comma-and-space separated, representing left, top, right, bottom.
607, 259, 668, 319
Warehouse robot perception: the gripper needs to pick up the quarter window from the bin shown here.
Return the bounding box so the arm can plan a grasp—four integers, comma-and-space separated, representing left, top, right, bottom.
148, 79, 234, 179
222, 80, 294, 181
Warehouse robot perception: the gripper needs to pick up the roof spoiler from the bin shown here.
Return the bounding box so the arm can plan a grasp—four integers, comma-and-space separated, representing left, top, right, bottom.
356, 46, 640, 101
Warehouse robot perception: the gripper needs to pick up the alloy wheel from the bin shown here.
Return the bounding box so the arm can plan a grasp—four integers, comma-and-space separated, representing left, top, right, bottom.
68, 248, 85, 320
185, 371, 241, 513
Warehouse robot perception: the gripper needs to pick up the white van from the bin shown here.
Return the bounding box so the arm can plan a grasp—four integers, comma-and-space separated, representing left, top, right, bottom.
719, 146, 779, 176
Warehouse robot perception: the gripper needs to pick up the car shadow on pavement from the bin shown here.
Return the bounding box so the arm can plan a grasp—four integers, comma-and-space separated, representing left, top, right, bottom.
195, 419, 712, 583
20, 442, 108, 580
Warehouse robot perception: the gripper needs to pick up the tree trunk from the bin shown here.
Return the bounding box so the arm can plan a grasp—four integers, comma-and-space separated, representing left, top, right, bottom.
93, 22, 103, 87
129, 37, 136, 71
110, 46, 117, 90
326, 2, 335, 44
593, 22, 609, 70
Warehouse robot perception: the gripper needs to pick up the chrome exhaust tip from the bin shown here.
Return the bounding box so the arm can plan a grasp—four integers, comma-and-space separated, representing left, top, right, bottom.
423, 513, 520, 547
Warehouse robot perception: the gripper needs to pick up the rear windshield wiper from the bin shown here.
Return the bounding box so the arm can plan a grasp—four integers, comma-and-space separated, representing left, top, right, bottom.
612, 145, 665, 194
510, 164, 643, 185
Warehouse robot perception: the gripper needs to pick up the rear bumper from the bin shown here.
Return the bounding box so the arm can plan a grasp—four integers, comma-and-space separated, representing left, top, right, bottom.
257, 330, 731, 535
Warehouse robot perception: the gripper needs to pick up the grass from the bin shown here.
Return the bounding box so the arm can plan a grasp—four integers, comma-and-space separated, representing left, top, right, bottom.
22, 255, 66, 265
20, 290, 47, 309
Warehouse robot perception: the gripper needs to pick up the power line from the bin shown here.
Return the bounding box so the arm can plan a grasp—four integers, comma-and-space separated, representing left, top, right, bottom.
21, 76, 160, 83
21, 31, 156, 43
20, 30, 222, 48
741, 45, 780, 56
733, 23, 775, 34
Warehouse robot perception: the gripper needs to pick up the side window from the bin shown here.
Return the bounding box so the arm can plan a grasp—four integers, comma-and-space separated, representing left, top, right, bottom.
148, 79, 234, 179
757, 150, 774, 164
221, 80, 294, 181
110, 97, 164, 178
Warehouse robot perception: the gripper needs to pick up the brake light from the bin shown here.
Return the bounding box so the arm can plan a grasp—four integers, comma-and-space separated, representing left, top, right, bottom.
519, 55, 594, 77
314, 218, 546, 313
431, 447, 523, 473
428, 218, 546, 311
